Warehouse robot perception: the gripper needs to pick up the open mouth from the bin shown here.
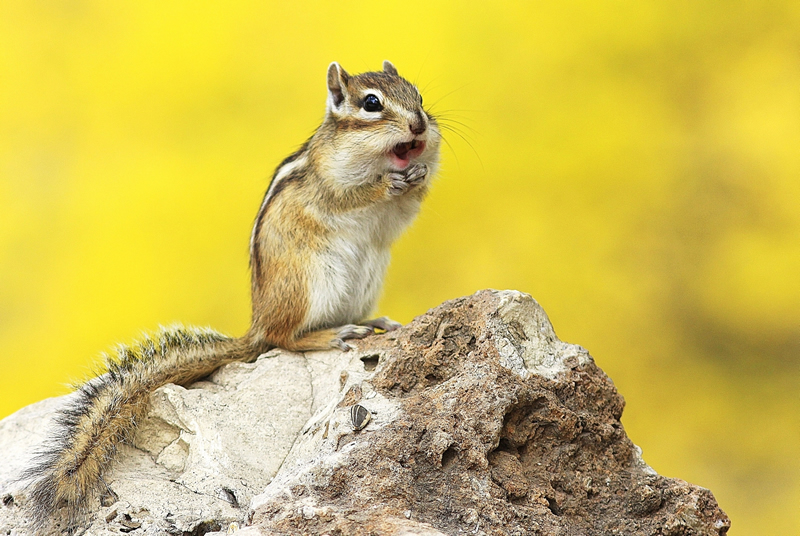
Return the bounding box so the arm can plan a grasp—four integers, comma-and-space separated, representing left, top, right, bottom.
390, 139, 426, 169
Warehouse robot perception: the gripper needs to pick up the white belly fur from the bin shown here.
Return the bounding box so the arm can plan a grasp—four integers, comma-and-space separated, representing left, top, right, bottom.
304, 197, 421, 330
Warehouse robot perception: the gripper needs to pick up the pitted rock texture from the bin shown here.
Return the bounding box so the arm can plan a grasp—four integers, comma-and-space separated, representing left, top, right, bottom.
0, 290, 730, 536
247, 290, 729, 536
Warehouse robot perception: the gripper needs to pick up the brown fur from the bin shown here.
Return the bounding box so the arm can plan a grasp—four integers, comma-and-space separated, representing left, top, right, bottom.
25, 61, 440, 531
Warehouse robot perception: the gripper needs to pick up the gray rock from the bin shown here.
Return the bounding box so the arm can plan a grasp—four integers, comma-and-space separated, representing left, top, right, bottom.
0, 347, 357, 534
0, 290, 730, 535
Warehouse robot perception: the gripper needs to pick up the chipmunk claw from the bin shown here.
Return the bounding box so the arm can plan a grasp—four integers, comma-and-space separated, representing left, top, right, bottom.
331, 323, 380, 351
332, 338, 355, 351
388, 173, 409, 195
388, 163, 428, 196
363, 316, 402, 332
404, 163, 428, 183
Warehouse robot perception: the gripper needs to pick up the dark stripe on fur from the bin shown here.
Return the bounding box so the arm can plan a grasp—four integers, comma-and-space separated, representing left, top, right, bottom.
263, 140, 310, 202
334, 117, 377, 132
250, 142, 311, 279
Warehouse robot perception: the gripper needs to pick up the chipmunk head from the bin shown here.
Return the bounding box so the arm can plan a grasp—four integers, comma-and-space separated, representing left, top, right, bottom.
325, 61, 440, 173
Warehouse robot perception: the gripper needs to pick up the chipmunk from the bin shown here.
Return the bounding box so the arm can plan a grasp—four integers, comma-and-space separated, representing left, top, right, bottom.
24, 60, 440, 529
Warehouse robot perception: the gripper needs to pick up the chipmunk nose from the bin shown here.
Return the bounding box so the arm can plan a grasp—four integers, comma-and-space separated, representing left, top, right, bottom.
409, 111, 427, 135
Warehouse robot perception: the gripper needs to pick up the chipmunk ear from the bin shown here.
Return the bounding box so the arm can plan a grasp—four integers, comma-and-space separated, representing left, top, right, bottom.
383, 60, 398, 76
327, 62, 350, 109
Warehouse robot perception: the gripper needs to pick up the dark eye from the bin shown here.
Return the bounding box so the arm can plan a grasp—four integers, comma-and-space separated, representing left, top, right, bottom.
363, 94, 383, 112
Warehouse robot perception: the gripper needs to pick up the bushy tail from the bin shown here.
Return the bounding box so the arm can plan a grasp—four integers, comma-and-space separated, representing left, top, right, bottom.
22, 325, 256, 529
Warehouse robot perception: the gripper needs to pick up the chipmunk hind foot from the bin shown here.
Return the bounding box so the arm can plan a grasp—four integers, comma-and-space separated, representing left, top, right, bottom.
282, 323, 384, 352
362, 316, 402, 332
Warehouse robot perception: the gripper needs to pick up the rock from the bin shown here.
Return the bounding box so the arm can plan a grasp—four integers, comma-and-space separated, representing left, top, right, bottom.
0, 290, 730, 535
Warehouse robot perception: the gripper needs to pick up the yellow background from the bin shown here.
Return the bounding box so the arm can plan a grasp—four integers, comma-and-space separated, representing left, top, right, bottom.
1, 2, 798, 534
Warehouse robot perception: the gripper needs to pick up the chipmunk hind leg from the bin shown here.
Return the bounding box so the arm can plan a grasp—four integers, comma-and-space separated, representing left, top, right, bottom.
282, 324, 376, 352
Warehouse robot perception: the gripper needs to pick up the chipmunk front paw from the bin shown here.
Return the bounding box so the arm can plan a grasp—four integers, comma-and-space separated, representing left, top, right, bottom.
388, 163, 428, 196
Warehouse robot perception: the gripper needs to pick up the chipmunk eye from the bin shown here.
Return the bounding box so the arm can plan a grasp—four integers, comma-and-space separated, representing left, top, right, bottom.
363, 94, 383, 112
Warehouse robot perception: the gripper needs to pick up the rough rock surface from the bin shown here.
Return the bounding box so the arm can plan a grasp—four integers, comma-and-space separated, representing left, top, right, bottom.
0, 290, 730, 535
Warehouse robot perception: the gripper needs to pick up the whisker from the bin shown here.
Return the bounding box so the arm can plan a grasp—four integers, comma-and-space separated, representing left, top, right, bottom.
438, 121, 478, 145
414, 54, 432, 87
427, 83, 472, 110
437, 117, 480, 137
438, 124, 483, 169
439, 134, 461, 171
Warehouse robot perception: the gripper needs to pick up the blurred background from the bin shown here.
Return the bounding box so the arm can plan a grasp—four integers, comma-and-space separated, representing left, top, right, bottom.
1, 1, 798, 533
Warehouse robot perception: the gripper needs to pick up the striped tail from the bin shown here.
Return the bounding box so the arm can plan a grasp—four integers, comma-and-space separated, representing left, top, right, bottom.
22, 325, 256, 529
